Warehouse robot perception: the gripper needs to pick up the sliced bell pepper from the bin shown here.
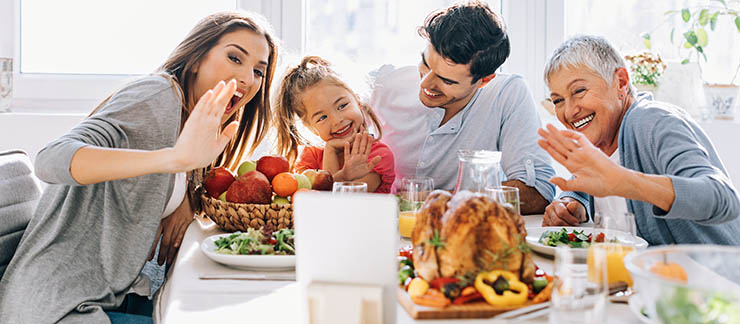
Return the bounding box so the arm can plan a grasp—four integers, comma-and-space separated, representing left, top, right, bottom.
399, 245, 413, 262
430, 277, 459, 290
475, 270, 529, 307
452, 291, 483, 305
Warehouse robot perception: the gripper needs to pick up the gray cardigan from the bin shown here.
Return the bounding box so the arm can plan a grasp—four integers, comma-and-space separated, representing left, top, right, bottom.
562, 92, 740, 245
0, 75, 180, 323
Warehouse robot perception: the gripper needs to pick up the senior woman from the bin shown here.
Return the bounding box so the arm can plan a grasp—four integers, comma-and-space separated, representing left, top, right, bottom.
537, 35, 740, 245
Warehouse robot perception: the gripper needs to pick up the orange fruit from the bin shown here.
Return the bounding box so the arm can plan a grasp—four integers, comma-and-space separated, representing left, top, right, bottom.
272, 172, 298, 197
650, 261, 688, 283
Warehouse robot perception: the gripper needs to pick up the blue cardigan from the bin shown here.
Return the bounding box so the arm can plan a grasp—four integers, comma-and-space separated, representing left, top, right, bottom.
562, 93, 740, 245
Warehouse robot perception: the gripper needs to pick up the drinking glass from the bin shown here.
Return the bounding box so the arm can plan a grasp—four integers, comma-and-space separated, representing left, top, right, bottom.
398, 176, 434, 238
591, 211, 637, 288
484, 185, 520, 216
549, 246, 608, 324
332, 181, 367, 194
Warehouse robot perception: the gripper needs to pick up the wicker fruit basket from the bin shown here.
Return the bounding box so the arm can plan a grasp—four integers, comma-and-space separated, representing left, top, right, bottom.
200, 193, 293, 232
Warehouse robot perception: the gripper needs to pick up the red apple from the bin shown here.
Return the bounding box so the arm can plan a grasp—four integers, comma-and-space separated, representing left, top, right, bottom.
204, 167, 236, 198
225, 170, 272, 204
256, 155, 290, 182
313, 170, 334, 191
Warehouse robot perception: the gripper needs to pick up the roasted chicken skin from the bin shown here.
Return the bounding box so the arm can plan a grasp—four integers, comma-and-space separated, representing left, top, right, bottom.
438, 192, 490, 278
411, 190, 451, 282
411, 191, 534, 283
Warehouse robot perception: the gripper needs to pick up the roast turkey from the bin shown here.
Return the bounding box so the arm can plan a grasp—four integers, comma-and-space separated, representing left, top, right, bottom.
411, 190, 534, 283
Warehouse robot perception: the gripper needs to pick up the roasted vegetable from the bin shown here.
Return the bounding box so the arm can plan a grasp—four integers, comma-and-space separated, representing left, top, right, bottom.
399, 265, 415, 285
408, 278, 430, 298
475, 270, 528, 307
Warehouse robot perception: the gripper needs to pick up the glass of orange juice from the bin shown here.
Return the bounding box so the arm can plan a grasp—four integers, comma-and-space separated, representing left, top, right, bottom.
589, 212, 638, 289
398, 176, 434, 238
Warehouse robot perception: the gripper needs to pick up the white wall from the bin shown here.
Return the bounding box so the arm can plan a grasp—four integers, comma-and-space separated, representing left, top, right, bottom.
700, 120, 740, 188
0, 112, 85, 162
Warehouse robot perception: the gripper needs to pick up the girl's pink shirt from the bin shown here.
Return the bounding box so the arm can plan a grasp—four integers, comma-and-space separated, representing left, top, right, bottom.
295, 141, 395, 193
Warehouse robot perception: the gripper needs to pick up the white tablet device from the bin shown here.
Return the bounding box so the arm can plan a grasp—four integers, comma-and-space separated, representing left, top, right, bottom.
294, 192, 398, 324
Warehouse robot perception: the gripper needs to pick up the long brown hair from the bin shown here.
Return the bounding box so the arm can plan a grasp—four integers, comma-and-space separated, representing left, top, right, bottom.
274, 56, 383, 166
159, 11, 278, 170
90, 11, 278, 212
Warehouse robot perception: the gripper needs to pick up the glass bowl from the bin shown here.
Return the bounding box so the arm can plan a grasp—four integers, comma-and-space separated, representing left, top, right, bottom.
624, 245, 740, 324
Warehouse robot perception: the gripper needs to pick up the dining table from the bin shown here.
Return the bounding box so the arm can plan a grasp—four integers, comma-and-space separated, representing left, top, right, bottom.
154, 214, 645, 324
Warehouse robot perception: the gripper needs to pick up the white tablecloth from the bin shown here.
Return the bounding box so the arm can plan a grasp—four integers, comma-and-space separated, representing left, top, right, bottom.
155, 215, 643, 324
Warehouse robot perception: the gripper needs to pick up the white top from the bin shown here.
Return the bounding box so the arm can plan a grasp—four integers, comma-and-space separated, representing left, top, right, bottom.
593, 150, 629, 215
162, 172, 187, 218
368, 65, 555, 201
127, 171, 187, 297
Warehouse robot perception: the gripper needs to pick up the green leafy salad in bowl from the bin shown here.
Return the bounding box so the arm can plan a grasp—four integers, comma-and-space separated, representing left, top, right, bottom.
214, 228, 295, 255
538, 227, 606, 248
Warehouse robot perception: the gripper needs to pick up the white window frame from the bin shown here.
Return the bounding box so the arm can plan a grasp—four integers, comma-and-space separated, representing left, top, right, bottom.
6, 0, 305, 113
5, 0, 561, 113
499, 0, 564, 101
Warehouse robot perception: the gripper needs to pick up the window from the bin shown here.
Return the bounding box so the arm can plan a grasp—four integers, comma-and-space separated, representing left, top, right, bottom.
565, 0, 740, 85
20, 0, 236, 75
304, 0, 501, 87
8, 0, 555, 113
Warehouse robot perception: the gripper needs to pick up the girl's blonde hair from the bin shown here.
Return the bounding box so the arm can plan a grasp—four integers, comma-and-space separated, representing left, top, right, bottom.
90, 11, 278, 212
274, 56, 383, 166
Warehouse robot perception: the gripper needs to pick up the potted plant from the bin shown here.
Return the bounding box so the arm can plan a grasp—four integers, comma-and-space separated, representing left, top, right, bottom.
643, 0, 740, 120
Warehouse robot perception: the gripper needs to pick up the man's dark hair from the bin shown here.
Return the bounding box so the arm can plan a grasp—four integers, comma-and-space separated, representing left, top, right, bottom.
418, 1, 510, 83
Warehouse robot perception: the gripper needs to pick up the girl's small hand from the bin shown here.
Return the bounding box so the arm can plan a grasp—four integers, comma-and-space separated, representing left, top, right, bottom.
537, 124, 626, 197
171, 80, 239, 172
341, 132, 381, 181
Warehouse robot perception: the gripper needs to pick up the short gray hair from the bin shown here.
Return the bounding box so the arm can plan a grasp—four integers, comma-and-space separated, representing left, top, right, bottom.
544, 35, 633, 94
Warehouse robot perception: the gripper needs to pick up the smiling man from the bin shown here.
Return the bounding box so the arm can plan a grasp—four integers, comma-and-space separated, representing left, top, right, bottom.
369, 1, 555, 214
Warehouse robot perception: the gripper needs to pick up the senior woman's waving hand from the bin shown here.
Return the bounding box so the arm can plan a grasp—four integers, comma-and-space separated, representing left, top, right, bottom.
538, 124, 674, 213
538, 35, 740, 246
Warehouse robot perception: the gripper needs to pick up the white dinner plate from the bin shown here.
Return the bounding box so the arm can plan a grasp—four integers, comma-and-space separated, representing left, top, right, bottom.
628, 293, 659, 324
200, 233, 296, 271
525, 226, 649, 258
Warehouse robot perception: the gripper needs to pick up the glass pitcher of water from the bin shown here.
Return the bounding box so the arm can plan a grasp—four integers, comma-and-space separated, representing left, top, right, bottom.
453, 149, 502, 193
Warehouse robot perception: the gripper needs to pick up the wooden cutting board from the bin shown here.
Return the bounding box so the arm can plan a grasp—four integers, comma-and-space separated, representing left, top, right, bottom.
397, 287, 540, 319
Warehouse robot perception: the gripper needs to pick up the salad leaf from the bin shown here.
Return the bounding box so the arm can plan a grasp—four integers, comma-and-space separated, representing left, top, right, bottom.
656, 286, 740, 324
214, 228, 295, 255
539, 228, 592, 248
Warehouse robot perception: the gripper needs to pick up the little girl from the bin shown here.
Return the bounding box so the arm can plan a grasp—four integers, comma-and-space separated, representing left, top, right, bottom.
275, 56, 395, 193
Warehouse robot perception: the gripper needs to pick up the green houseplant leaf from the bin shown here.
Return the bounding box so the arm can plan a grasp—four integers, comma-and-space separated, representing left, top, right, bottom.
684, 30, 698, 45
699, 9, 710, 26
682, 8, 691, 22
641, 33, 651, 49
710, 12, 720, 30
696, 28, 708, 47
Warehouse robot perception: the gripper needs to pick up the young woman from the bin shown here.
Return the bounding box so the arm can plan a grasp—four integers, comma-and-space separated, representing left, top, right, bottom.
0, 11, 278, 323
274, 56, 395, 193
